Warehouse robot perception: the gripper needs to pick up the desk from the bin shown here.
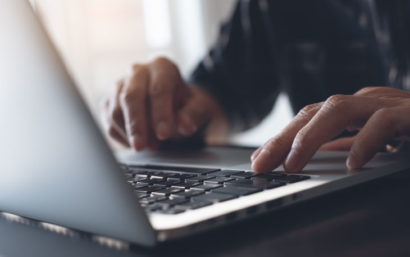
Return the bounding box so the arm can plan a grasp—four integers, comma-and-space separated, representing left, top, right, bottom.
1, 170, 409, 257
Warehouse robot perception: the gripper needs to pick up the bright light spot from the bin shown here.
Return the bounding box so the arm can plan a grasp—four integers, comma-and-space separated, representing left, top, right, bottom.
142, 0, 172, 49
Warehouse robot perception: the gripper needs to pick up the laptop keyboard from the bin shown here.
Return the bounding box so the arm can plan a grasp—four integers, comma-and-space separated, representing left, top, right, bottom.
121, 165, 310, 215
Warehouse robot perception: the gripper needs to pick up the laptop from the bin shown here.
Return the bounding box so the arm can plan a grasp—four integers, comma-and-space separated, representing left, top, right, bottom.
1, 1, 409, 247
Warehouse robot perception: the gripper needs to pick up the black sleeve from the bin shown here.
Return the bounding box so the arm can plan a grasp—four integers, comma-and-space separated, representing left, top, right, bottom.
189, 0, 280, 132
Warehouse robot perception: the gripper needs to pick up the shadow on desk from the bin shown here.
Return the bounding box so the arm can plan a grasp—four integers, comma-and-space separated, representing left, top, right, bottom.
1, 171, 410, 257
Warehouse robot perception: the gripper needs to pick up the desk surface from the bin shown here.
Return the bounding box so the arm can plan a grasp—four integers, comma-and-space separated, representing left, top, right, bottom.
1, 170, 410, 257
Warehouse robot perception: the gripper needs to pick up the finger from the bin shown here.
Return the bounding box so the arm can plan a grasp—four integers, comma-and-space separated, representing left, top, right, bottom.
347, 107, 410, 169
120, 65, 149, 151
175, 92, 212, 137
252, 102, 322, 173
107, 122, 130, 147
284, 95, 381, 172
108, 80, 126, 132
251, 148, 262, 162
148, 58, 182, 140
319, 136, 355, 151
355, 86, 410, 98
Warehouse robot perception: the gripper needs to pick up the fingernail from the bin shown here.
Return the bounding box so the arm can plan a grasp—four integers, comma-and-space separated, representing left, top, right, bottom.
251, 149, 261, 162
177, 124, 190, 136
284, 148, 299, 172
131, 134, 144, 151
156, 121, 169, 140
346, 155, 359, 170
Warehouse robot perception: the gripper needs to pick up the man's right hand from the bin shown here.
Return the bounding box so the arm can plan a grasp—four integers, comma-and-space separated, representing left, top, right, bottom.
104, 57, 228, 151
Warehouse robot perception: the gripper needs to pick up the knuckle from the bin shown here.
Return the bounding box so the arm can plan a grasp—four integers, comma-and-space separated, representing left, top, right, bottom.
152, 56, 175, 69
297, 103, 321, 119
151, 57, 179, 76
324, 94, 349, 111
267, 136, 288, 151
374, 108, 397, 125
149, 81, 173, 97
355, 86, 380, 95
131, 63, 143, 73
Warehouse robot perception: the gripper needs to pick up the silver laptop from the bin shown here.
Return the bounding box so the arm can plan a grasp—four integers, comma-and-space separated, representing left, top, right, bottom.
1, 0, 409, 247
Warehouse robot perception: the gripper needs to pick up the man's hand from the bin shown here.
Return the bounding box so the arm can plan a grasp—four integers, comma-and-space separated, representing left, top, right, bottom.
252, 87, 410, 173
104, 57, 228, 151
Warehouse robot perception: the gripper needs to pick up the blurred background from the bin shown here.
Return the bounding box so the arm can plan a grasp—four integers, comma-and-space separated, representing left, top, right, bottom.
30, 0, 293, 147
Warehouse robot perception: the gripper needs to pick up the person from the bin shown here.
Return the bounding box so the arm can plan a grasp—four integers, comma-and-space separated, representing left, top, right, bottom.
104, 0, 410, 173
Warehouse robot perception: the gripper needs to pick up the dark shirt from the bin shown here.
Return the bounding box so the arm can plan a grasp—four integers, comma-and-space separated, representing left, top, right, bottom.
190, 0, 410, 132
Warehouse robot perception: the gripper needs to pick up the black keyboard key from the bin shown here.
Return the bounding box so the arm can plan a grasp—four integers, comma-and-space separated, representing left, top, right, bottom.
171, 181, 202, 189
170, 190, 204, 199
209, 170, 243, 177
192, 192, 237, 203
276, 175, 310, 183
128, 165, 219, 175
145, 205, 163, 213
135, 185, 166, 193
164, 173, 195, 181
134, 182, 149, 189
231, 172, 255, 179
139, 195, 167, 204
152, 188, 183, 196
155, 198, 188, 208
135, 192, 149, 199
174, 201, 212, 210
155, 208, 185, 214
204, 177, 234, 184
253, 173, 286, 181
185, 175, 216, 182
225, 179, 285, 189
212, 186, 262, 196
191, 184, 222, 191
153, 180, 180, 187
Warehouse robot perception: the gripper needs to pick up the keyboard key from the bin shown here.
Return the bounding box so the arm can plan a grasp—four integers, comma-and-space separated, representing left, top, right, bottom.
170, 190, 204, 199
191, 184, 222, 191
185, 175, 216, 182
128, 165, 219, 175
155, 198, 188, 208
192, 192, 237, 203
152, 180, 180, 187
209, 170, 243, 177
135, 192, 149, 199
155, 208, 185, 214
135, 185, 166, 193
174, 201, 212, 210
276, 175, 310, 183
139, 195, 167, 204
171, 182, 202, 189
212, 186, 262, 196
231, 172, 255, 179
152, 188, 183, 196
225, 179, 284, 189
204, 177, 234, 184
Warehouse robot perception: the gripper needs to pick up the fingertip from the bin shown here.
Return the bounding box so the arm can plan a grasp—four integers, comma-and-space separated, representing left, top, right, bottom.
156, 121, 170, 140
251, 148, 262, 162
251, 148, 271, 173
346, 154, 362, 170
177, 111, 197, 137
130, 134, 145, 152
283, 150, 300, 173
